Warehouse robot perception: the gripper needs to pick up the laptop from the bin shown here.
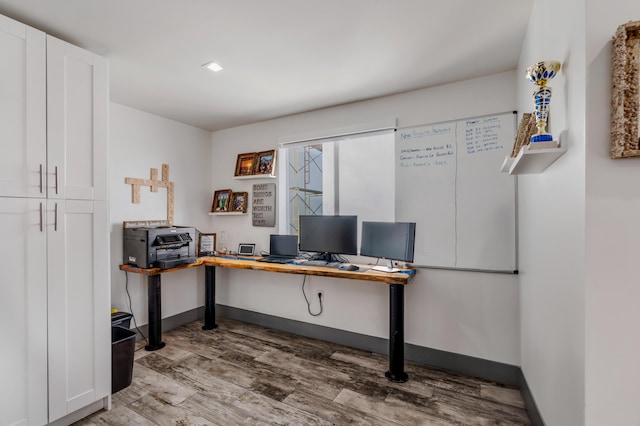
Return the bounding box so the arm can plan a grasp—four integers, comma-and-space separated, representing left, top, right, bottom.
257, 235, 298, 263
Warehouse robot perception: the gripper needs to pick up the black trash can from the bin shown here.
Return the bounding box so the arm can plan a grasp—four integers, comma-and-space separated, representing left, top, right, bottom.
111, 311, 133, 329
111, 325, 136, 394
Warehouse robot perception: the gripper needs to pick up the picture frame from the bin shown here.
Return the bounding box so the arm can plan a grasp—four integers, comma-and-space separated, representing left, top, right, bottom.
510, 113, 537, 158
237, 243, 255, 256
211, 189, 232, 212
611, 20, 640, 159
254, 150, 276, 176
230, 191, 248, 213
198, 233, 216, 256
234, 152, 257, 176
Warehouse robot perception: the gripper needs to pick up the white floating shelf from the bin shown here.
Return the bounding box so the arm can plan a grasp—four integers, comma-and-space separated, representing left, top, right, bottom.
501, 142, 566, 175
209, 212, 247, 216
233, 174, 276, 180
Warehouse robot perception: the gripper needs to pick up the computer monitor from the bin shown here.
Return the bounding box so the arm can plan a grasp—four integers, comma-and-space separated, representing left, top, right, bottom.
360, 221, 416, 272
298, 215, 358, 263
269, 234, 298, 258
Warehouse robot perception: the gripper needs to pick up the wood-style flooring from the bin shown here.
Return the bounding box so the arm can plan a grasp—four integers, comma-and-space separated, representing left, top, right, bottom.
76, 317, 531, 425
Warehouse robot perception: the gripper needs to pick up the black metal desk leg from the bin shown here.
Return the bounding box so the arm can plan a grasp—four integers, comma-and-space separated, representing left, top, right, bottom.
203, 265, 218, 330
385, 284, 408, 382
145, 275, 166, 351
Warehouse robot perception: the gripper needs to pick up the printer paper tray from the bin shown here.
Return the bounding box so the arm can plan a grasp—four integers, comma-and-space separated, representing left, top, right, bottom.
158, 257, 196, 269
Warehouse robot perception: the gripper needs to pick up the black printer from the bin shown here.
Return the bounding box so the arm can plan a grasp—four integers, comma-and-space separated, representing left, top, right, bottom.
123, 226, 196, 269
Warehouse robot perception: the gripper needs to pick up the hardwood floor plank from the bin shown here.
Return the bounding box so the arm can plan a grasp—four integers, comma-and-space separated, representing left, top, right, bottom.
128, 363, 198, 405
480, 383, 526, 409
78, 405, 157, 426
333, 388, 455, 425
231, 390, 334, 425
180, 392, 262, 425
180, 352, 297, 402
161, 333, 227, 361
221, 319, 341, 360
404, 363, 485, 398
135, 352, 250, 401
129, 394, 214, 426
330, 349, 388, 372
432, 387, 531, 425
253, 349, 349, 399
143, 340, 193, 362
283, 389, 402, 426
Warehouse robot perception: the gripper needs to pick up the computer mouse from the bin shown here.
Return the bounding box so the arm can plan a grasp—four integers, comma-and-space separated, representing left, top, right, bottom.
339, 264, 359, 271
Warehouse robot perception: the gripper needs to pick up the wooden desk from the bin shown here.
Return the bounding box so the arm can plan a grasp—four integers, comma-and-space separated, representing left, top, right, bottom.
120, 256, 416, 382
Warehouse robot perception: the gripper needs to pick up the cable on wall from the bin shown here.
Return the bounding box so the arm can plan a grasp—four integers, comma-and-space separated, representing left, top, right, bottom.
301, 274, 323, 316
124, 271, 149, 350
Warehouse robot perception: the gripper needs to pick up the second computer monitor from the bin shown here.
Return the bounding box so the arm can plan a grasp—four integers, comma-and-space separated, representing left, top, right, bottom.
360, 221, 416, 271
298, 215, 358, 262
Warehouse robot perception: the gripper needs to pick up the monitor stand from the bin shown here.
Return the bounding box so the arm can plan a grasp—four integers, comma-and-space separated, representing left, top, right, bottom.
372, 259, 401, 273
321, 252, 333, 263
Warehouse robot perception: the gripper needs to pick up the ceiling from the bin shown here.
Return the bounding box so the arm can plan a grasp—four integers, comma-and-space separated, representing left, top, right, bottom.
0, 0, 533, 132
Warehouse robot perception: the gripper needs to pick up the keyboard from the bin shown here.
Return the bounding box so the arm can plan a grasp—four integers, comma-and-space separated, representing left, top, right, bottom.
303, 260, 340, 267
303, 260, 327, 266
257, 257, 295, 264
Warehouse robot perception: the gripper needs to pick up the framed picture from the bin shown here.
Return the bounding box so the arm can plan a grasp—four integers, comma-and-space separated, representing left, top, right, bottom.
211, 189, 232, 212
198, 233, 216, 256
611, 20, 640, 159
510, 113, 536, 159
238, 243, 255, 256
254, 150, 276, 176
230, 191, 248, 213
234, 152, 257, 176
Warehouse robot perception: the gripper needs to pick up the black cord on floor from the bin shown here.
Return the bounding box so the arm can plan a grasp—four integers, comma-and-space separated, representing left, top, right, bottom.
301, 274, 323, 316
124, 271, 149, 350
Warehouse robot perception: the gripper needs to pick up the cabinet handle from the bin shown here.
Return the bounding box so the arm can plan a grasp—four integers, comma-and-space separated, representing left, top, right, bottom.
54, 166, 59, 194
39, 202, 43, 232
39, 164, 43, 194
54, 203, 58, 231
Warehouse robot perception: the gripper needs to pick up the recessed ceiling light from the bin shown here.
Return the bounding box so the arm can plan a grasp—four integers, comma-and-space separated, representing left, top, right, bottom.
203, 61, 223, 72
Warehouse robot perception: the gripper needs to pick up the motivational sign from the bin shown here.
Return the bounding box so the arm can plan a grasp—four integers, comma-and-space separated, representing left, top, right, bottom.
252, 183, 276, 227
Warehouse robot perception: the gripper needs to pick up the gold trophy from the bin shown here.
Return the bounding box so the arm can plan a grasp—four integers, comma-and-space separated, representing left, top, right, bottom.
525, 61, 561, 147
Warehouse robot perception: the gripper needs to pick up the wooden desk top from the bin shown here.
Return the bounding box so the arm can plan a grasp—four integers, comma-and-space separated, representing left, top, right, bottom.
119, 259, 205, 276
120, 256, 415, 285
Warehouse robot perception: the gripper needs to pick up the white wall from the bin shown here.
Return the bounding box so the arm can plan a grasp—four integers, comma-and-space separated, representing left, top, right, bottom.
585, 0, 640, 424
210, 72, 521, 366
109, 103, 212, 325
517, 0, 586, 425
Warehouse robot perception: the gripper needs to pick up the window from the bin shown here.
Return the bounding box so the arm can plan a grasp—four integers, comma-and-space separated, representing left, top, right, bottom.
286, 143, 324, 234
279, 129, 395, 245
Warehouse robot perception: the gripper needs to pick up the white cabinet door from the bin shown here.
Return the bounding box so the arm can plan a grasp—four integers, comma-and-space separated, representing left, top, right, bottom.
47, 200, 110, 421
0, 15, 46, 199
0, 198, 48, 426
47, 36, 108, 201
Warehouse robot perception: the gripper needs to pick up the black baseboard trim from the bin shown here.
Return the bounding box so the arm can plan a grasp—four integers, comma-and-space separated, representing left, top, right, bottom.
136, 304, 543, 424
132, 306, 205, 341
519, 369, 545, 426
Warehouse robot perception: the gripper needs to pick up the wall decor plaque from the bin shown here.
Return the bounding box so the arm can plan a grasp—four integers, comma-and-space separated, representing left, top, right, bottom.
252, 183, 276, 227
611, 20, 640, 158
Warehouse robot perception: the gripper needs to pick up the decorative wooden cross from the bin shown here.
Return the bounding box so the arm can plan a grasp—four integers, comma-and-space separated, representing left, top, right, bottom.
124, 163, 174, 225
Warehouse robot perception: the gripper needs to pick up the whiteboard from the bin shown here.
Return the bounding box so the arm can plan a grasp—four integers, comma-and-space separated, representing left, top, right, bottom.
395, 112, 517, 272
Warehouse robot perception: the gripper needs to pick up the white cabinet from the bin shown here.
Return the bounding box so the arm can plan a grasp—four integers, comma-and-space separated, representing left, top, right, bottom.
0, 15, 46, 199
0, 198, 48, 426
0, 13, 110, 426
47, 36, 108, 201
47, 200, 110, 421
